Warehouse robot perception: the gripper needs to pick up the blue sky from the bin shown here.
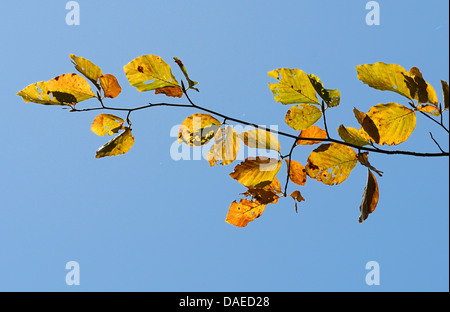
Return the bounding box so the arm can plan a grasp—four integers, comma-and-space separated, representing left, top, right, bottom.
0, 0, 448, 291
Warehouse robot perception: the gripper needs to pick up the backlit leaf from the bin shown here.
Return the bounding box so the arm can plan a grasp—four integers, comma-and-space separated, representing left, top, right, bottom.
17, 73, 95, 106
230, 157, 282, 188
225, 199, 266, 228
357, 152, 383, 176
91, 114, 124, 136
123, 54, 180, 92
364, 103, 416, 146
285, 159, 307, 186
207, 126, 240, 166
307, 74, 341, 107
243, 177, 282, 205
337, 125, 369, 147
416, 104, 440, 116
296, 125, 327, 145
154, 86, 183, 98
237, 129, 280, 152
285, 104, 322, 131
99, 74, 122, 98
70, 54, 103, 87
306, 143, 358, 185
356, 62, 438, 105
95, 128, 135, 158
359, 169, 379, 223
268, 68, 319, 105
178, 113, 221, 146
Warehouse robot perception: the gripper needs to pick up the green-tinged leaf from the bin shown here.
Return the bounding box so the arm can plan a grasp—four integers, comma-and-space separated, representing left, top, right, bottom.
207, 126, 240, 166
337, 125, 370, 146
442, 80, 449, 110
237, 129, 280, 152
356, 62, 438, 105
173, 57, 199, 92
268, 68, 319, 105
17, 74, 95, 106
285, 104, 322, 131
225, 199, 266, 228
95, 128, 135, 158
123, 55, 179, 92
70, 54, 103, 87
178, 113, 221, 146
91, 114, 124, 136
305, 143, 358, 185
230, 157, 282, 188
363, 103, 416, 146
307, 74, 341, 107
359, 169, 379, 223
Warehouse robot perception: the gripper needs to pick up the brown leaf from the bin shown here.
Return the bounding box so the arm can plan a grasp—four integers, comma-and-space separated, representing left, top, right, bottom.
155, 86, 183, 98
359, 169, 379, 223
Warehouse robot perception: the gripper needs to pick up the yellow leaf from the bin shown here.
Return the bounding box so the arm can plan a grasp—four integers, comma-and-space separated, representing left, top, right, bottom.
285, 159, 307, 186
207, 126, 240, 166
178, 113, 221, 146
243, 177, 282, 205
363, 103, 416, 146
237, 129, 280, 152
95, 128, 135, 158
359, 169, 379, 223
123, 54, 180, 92
229, 156, 282, 188
70, 54, 103, 86
154, 86, 183, 98
307, 74, 341, 107
99, 74, 122, 98
173, 57, 199, 92
306, 143, 358, 185
297, 125, 327, 145
91, 114, 124, 136
268, 68, 319, 105
225, 199, 266, 228
337, 125, 370, 147
416, 104, 440, 116
285, 104, 322, 131
356, 62, 438, 105
17, 73, 95, 106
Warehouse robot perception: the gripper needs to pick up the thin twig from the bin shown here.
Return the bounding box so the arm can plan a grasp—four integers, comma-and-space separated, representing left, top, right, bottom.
429, 132, 445, 153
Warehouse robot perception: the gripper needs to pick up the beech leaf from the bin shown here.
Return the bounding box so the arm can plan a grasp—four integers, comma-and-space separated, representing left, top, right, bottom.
285, 104, 322, 131
229, 156, 282, 188
95, 128, 135, 158
91, 114, 124, 136
285, 159, 307, 186
225, 199, 266, 228
359, 169, 380, 223
99, 74, 122, 98
207, 126, 240, 166
70, 54, 103, 87
296, 125, 327, 145
307, 74, 341, 107
238, 129, 280, 152
178, 113, 221, 146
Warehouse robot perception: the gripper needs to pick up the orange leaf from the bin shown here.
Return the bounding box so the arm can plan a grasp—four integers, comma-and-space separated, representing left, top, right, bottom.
285, 159, 307, 186
290, 190, 305, 213
99, 74, 122, 98
297, 125, 327, 145
359, 169, 379, 223
155, 86, 183, 98
225, 199, 266, 228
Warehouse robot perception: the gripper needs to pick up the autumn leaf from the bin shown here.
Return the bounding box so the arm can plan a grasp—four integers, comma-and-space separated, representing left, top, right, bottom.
70, 54, 103, 88
230, 156, 282, 188
337, 125, 370, 147
359, 169, 379, 223
123, 54, 180, 92
416, 104, 440, 116
356, 63, 438, 105
357, 152, 383, 176
154, 86, 183, 98
91, 114, 124, 136
237, 129, 280, 152
207, 126, 240, 166
285, 159, 307, 186
362, 103, 416, 146
17, 73, 95, 106
268, 68, 319, 105
99, 74, 122, 98
290, 190, 305, 213
95, 128, 135, 158
285, 104, 322, 131
225, 199, 266, 228
173, 57, 199, 92
306, 143, 358, 185
441, 80, 449, 110
243, 177, 282, 205
296, 125, 327, 145
178, 113, 221, 146
307, 74, 341, 107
